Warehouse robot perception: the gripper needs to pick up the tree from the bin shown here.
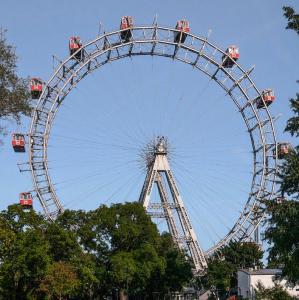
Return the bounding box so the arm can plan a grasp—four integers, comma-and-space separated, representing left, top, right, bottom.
264, 200, 299, 285
39, 261, 80, 300
44, 222, 82, 263
56, 203, 193, 299
0, 205, 84, 299
0, 202, 193, 299
145, 233, 193, 296
221, 241, 263, 270
90, 203, 190, 299
254, 282, 296, 300
280, 92, 299, 199
102, 202, 161, 252
263, 6, 299, 286
198, 242, 263, 298
280, 6, 299, 198
0, 205, 51, 299
205, 259, 232, 297
283, 6, 299, 35
75, 253, 101, 300
109, 251, 137, 300
0, 203, 46, 233
0, 29, 31, 138
0, 229, 51, 299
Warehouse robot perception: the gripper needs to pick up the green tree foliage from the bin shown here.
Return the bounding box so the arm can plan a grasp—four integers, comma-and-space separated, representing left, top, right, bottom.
262, 6, 299, 287
0, 29, 31, 137
221, 241, 263, 269
280, 6, 299, 198
44, 222, 82, 262
39, 262, 79, 300
280, 91, 299, 198
264, 200, 299, 285
205, 259, 232, 295
280, 148, 299, 199
283, 6, 299, 35
0, 202, 192, 299
0, 230, 51, 299
109, 251, 138, 299
56, 203, 193, 299
284, 92, 299, 138
199, 242, 263, 297
145, 233, 193, 295
0, 205, 50, 299
254, 282, 296, 300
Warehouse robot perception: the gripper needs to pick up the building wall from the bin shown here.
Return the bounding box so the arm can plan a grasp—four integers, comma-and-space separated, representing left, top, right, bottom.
250, 274, 277, 289
238, 271, 251, 298
237, 271, 299, 299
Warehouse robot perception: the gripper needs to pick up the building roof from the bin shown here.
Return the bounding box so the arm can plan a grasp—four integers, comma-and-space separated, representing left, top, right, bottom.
238, 268, 282, 276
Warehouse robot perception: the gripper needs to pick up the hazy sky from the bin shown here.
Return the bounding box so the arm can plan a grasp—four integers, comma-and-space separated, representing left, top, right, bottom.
0, 0, 298, 251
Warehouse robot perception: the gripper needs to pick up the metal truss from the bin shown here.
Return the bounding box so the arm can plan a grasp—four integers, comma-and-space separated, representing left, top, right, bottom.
27, 23, 279, 258
139, 138, 208, 273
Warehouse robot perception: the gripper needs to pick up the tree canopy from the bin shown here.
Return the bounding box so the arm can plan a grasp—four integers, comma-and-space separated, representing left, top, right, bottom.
279, 6, 299, 199
198, 241, 263, 298
279, 90, 299, 199
0, 29, 31, 138
283, 6, 299, 35
0, 202, 193, 299
263, 6, 299, 287
264, 200, 299, 285
254, 282, 296, 300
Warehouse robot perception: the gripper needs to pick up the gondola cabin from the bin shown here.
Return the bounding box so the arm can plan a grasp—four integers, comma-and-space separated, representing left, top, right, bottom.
69, 36, 82, 59
222, 46, 239, 68
256, 89, 275, 109
30, 78, 43, 99
12, 133, 26, 152
19, 192, 33, 209
276, 143, 291, 159
174, 20, 190, 43
120, 16, 133, 42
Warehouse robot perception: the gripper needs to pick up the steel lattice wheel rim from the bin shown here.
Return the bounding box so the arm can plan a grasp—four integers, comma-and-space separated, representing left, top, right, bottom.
29, 24, 279, 256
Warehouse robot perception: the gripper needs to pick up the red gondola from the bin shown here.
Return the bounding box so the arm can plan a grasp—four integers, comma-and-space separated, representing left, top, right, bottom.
256, 89, 275, 109
69, 36, 82, 59
19, 192, 33, 209
120, 16, 133, 42
12, 133, 26, 152
276, 143, 291, 159
222, 46, 239, 68
30, 78, 43, 99
174, 20, 190, 43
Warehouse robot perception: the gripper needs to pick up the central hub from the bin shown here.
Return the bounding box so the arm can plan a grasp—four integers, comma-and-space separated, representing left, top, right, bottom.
139, 136, 170, 169
155, 136, 167, 155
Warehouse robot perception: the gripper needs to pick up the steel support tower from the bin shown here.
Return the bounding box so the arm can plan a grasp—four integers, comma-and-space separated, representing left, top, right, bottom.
139, 137, 207, 273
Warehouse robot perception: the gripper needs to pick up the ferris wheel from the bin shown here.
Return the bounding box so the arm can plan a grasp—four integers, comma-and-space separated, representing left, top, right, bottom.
12, 16, 292, 273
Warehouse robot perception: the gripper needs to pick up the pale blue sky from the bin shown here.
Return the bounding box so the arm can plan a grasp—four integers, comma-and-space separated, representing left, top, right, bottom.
0, 0, 298, 250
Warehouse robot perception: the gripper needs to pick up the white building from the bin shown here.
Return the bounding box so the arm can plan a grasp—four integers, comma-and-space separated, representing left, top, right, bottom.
237, 268, 299, 299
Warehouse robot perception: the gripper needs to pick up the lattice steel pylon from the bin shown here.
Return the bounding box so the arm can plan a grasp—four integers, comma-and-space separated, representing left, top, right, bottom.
139, 137, 207, 273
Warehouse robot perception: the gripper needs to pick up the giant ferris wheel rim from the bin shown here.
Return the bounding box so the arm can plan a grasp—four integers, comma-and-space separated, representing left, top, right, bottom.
28, 24, 279, 256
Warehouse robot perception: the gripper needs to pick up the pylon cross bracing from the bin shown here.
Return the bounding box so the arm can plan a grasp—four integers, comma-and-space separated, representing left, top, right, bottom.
139, 137, 207, 273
